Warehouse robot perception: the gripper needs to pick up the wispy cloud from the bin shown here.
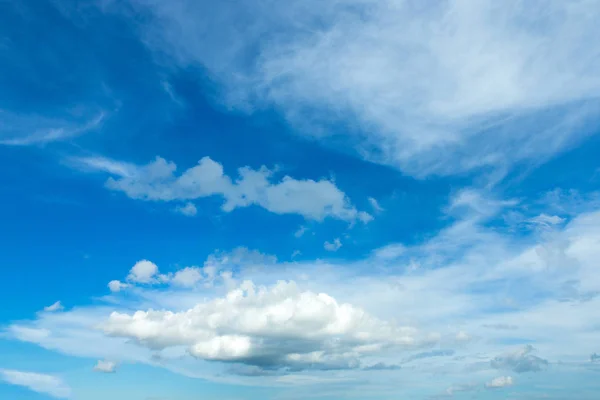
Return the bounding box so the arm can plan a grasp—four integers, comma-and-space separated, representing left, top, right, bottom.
0, 111, 105, 146
0, 369, 71, 399
104, 0, 600, 178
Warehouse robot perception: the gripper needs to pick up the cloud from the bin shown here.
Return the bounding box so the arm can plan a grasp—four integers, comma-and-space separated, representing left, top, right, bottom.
324, 238, 342, 252
294, 226, 308, 238
491, 345, 548, 373
591, 353, 600, 362
108, 0, 600, 177
127, 260, 160, 284
170, 267, 204, 288
174, 202, 197, 216
102, 280, 429, 371
484, 376, 514, 389
0, 369, 71, 399
7, 191, 600, 387
0, 111, 105, 146
108, 280, 129, 293
43, 301, 64, 312
362, 362, 401, 371
368, 197, 384, 213
93, 360, 117, 373
74, 155, 369, 222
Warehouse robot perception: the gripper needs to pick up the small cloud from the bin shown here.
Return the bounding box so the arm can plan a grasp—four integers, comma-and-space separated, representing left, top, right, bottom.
294, 225, 308, 238
485, 376, 514, 389
127, 260, 159, 283
362, 362, 401, 371
43, 301, 64, 312
93, 360, 117, 373
108, 280, 129, 293
483, 323, 518, 331
591, 353, 600, 362
291, 250, 301, 259
170, 267, 203, 288
174, 202, 197, 216
526, 213, 566, 229
491, 345, 548, 373
324, 238, 342, 252
368, 197, 385, 213
446, 383, 477, 396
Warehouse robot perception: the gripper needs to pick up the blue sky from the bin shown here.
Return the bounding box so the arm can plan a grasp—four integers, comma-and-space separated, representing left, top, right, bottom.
1, 0, 600, 399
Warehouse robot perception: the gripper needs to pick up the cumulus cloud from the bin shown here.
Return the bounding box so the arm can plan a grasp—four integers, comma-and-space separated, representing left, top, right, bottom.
170, 267, 204, 288
108, 280, 129, 293
127, 260, 160, 284
368, 197, 384, 213
74, 155, 369, 222
324, 238, 342, 252
93, 360, 117, 373
485, 376, 514, 389
102, 280, 429, 371
43, 301, 64, 312
0, 369, 71, 399
491, 345, 548, 373
105, 0, 600, 177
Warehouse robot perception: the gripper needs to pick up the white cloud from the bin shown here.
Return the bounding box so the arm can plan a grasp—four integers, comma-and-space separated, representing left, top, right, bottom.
93, 360, 117, 373
368, 197, 384, 213
0, 369, 71, 399
127, 260, 160, 284
43, 301, 64, 312
102, 280, 430, 370
110, 0, 600, 177
170, 267, 203, 287
75, 155, 369, 222
324, 238, 342, 252
174, 202, 197, 216
485, 376, 514, 389
108, 280, 129, 293
7, 190, 600, 388
294, 225, 308, 238
527, 213, 566, 227
0, 111, 105, 146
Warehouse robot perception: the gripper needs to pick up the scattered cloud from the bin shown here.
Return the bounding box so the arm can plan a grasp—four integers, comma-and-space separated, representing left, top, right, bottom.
324, 238, 342, 252
485, 376, 514, 389
43, 302, 64, 313
93, 360, 117, 373
294, 226, 308, 238
368, 197, 384, 213
108, 280, 129, 293
174, 202, 197, 217
73, 156, 370, 222
591, 353, 600, 363
491, 345, 548, 373
0, 369, 71, 399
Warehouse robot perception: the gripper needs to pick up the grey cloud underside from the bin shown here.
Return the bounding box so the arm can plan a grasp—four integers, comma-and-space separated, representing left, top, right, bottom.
490, 345, 548, 373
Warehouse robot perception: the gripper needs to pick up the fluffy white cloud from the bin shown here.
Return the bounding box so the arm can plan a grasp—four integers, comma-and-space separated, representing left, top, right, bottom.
93, 360, 117, 373
74, 155, 369, 222
7, 190, 600, 389
108, 280, 129, 293
485, 376, 514, 389
102, 280, 429, 370
324, 238, 342, 252
43, 301, 64, 312
170, 267, 204, 287
0, 369, 71, 399
127, 260, 160, 284
107, 0, 600, 177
